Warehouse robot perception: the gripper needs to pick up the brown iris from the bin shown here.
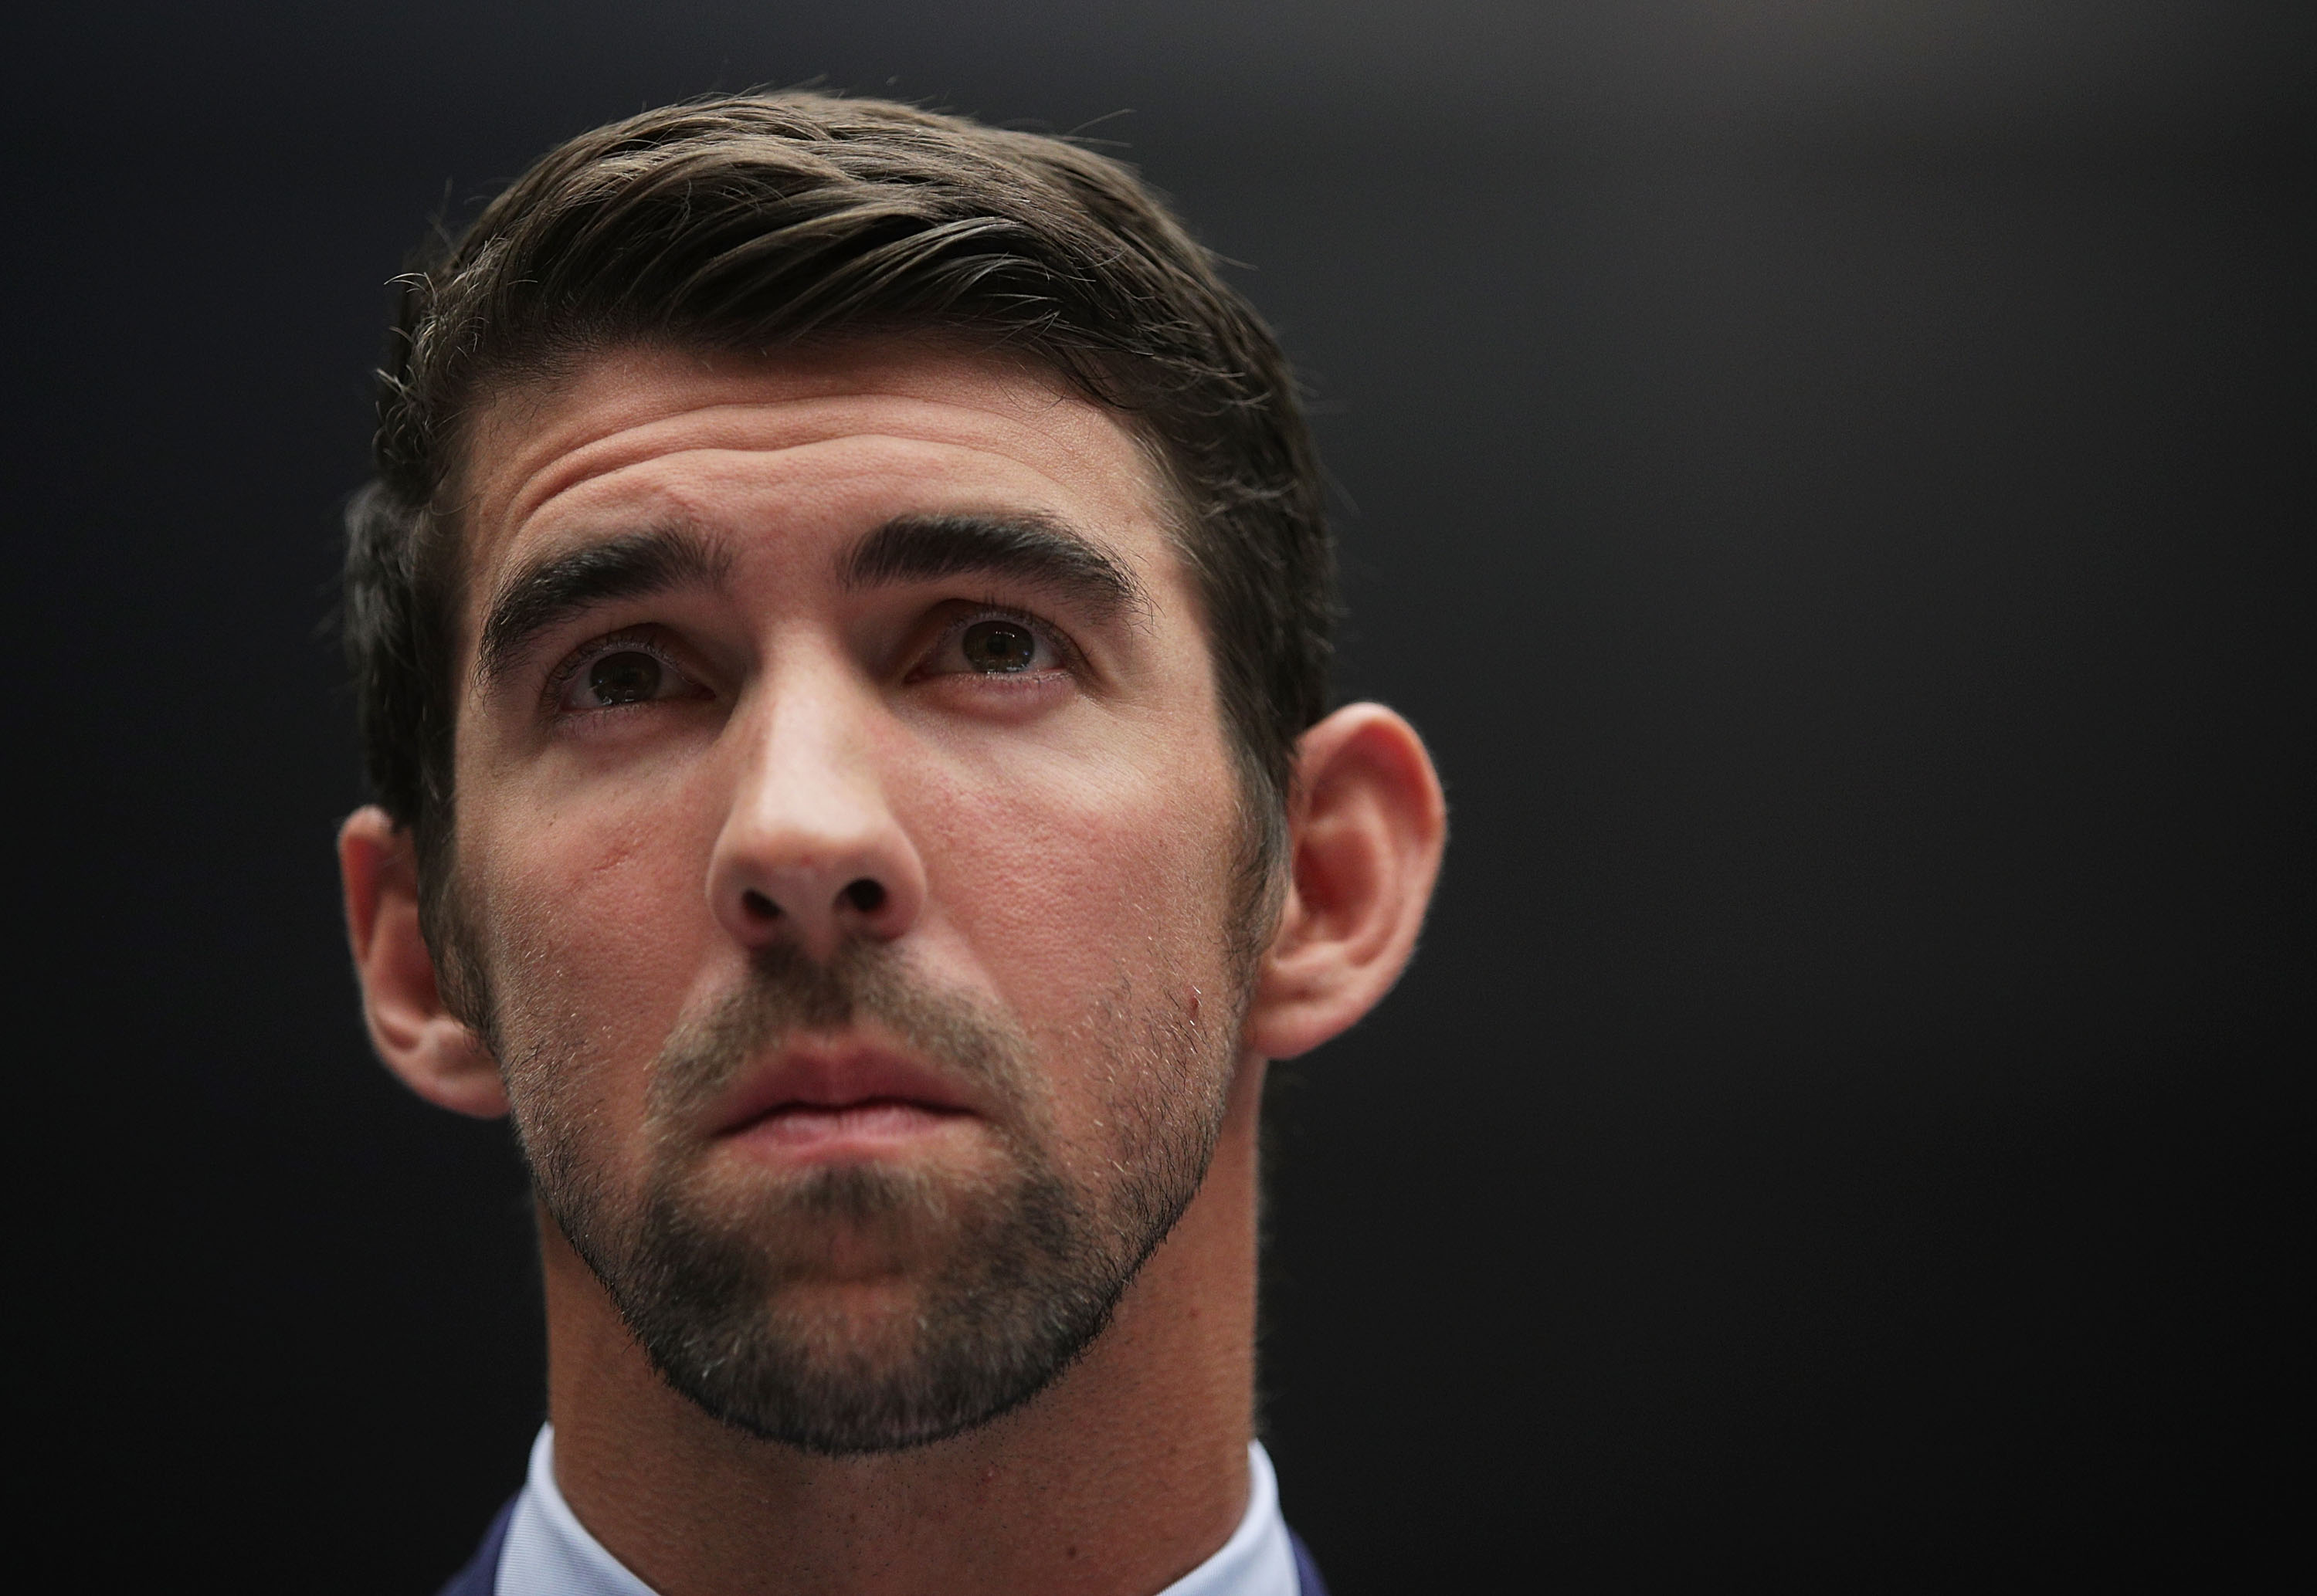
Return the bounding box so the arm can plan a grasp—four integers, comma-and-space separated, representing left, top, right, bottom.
960, 620, 1038, 673
588, 650, 663, 704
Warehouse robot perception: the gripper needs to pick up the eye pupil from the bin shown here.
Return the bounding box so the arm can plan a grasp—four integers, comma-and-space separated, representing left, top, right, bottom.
961, 620, 1037, 673
589, 651, 663, 704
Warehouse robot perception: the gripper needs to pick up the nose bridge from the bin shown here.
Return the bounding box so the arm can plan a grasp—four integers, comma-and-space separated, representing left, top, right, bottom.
708, 644, 924, 960
738, 650, 879, 830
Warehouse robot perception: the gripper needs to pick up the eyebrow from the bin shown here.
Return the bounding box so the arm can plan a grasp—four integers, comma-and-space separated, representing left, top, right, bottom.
838, 513, 1145, 621
475, 509, 1145, 690
477, 524, 729, 686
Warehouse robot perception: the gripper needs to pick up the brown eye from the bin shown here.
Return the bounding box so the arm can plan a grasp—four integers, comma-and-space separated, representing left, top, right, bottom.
959, 619, 1039, 673
588, 650, 663, 704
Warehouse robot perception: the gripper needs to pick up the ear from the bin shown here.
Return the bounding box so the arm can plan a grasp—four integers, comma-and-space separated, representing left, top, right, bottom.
338, 805, 507, 1117
1245, 703, 1447, 1059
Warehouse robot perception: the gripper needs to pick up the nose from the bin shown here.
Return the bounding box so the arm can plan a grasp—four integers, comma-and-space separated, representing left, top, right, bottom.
706, 671, 926, 964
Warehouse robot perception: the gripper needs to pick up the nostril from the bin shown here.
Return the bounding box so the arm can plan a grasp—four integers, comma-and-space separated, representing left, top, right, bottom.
741, 889, 780, 921
843, 879, 887, 913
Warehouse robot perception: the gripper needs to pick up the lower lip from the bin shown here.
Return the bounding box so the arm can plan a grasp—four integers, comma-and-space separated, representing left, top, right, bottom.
724, 1100, 968, 1158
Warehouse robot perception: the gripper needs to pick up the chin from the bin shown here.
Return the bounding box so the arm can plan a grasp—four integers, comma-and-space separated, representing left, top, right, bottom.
588, 1151, 1131, 1455
752, 1278, 965, 1378
643, 1268, 1104, 1457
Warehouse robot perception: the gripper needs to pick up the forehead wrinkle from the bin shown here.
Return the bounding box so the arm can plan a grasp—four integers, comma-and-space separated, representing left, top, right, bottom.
475, 380, 1133, 557
455, 350, 1198, 669
460, 340, 1155, 551
507, 428, 1160, 586
472, 401, 822, 578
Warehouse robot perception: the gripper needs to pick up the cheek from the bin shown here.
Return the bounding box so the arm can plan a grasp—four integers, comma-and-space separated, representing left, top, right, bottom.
456, 785, 725, 1141
908, 717, 1247, 1071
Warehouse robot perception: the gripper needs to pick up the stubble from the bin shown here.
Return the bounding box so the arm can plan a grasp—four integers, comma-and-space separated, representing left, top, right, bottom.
495, 937, 1237, 1455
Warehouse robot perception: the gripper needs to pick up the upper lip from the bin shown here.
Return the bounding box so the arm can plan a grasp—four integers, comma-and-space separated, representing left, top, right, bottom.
708, 1036, 976, 1137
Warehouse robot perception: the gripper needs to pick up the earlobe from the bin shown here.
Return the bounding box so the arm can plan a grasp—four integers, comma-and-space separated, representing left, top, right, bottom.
1244, 703, 1447, 1060
338, 806, 508, 1118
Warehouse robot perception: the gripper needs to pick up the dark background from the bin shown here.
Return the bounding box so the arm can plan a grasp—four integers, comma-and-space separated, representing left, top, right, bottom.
12, 2, 2309, 1586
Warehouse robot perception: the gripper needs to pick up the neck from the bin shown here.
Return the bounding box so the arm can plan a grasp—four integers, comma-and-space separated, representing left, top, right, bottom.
539, 1056, 1267, 1596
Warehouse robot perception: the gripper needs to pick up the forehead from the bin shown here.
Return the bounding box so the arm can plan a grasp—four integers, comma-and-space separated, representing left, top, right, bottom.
456, 340, 1182, 605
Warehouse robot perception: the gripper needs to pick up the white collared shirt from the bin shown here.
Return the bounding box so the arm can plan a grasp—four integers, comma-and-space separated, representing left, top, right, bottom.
495, 1424, 1298, 1596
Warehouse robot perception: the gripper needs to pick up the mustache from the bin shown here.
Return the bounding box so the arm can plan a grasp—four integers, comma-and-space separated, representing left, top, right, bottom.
645, 940, 1036, 1127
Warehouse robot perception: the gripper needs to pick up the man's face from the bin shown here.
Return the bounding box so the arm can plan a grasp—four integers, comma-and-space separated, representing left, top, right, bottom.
443, 340, 1264, 1452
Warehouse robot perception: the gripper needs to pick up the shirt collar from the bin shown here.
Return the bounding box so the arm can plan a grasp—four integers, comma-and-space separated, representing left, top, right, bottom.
495, 1422, 1298, 1596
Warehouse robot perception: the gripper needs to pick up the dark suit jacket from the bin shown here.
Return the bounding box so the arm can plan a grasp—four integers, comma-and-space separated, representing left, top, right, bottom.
436, 1495, 1331, 1595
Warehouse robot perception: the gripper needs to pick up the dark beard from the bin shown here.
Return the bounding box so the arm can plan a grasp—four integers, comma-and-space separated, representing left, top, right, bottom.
503, 939, 1230, 1455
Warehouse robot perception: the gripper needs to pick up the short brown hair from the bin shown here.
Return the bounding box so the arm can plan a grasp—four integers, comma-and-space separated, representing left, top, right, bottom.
344, 92, 1335, 896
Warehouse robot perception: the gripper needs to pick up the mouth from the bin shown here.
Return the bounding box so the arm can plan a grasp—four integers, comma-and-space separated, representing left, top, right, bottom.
710, 1041, 977, 1163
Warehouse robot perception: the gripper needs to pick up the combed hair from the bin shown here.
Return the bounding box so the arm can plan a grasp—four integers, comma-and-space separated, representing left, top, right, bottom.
344, 92, 1335, 903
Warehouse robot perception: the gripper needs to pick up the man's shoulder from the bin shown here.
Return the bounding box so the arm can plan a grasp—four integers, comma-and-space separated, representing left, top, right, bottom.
434, 1495, 518, 1596
1287, 1527, 1332, 1596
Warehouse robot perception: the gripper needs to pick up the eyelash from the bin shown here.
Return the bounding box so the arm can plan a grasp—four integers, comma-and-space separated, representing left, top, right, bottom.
542, 601, 1080, 715
917, 601, 1081, 679
545, 629, 689, 707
